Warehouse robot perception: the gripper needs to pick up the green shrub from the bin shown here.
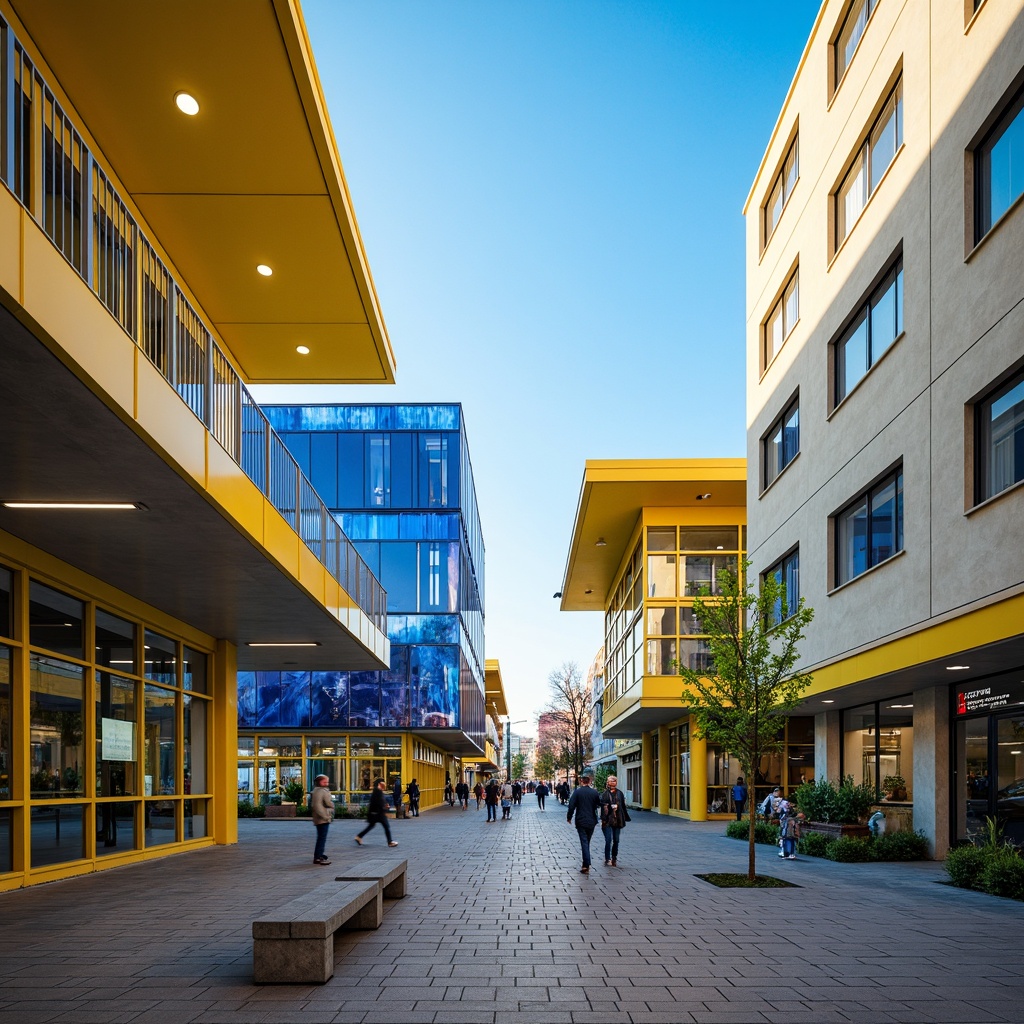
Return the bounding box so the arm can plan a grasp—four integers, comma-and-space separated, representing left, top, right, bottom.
825, 837, 872, 862
282, 780, 306, 803
795, 775, 875, 824
237, 799, 265, 818
871, 829, 929, 861
979, 848, 1024, 900
798, 831, 835, 858
945, 844, 988, 889
793, 779, 837, 823
725, 819, 779, 845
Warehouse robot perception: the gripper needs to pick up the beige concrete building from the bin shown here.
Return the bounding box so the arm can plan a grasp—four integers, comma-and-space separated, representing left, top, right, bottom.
745, 0, 1024, 856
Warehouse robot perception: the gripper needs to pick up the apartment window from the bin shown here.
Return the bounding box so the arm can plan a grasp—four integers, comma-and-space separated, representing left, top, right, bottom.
835, 79, 903, 248
762, 549, 799, 626
834, 256, 903, 406
834, 0, 877, 90
763, 268, 799, 369
834, 466, 903, 586
974, 83, 1024, 244
975, 369, 1024, 503
762, 394, 799, 490
763, 134, 799, 246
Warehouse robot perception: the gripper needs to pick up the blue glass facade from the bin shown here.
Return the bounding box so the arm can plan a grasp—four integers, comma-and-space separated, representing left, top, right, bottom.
239, 405, 486, 752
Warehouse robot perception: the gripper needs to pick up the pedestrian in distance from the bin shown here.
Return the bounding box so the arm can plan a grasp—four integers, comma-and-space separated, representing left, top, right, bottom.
405, 778, 420, 816
310, 774, 334, 865
566, 774, 602, 874
779, 802, 802, 860
732, 776, 748, 821
484, 777, 499, 822
512, 781, 522, 805
474, 781, 484, 810
500, 779, 514, 819
444, 780, 455, 806
600, 775, 630, 866
456, 780, 469, 809
535, 780, 548, 811
392, 777, 404, 819
355, 778, 398, 847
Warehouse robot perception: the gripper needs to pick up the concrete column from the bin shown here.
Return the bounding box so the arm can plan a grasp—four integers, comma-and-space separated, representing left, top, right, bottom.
815, 710, 841, 783
641, 731, 654, 810
690, 720, 707, 821
657, 725, 670, 815
212, 639, 238, 846
912, 685, 949, 859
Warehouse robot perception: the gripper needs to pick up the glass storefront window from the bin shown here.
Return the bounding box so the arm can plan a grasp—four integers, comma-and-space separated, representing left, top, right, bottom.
96, 673, 138, 796
996, 715, 1024, 846
678, 528, 740, 551
957, 716, 989, 842
144, 799, 177, 845
647, 527, 676, 551
29, 581, 84, 659
0, 566, 11, 639
144, 630, 177, 686
842, 699, 913, 797
185, 798, 208, 840
30, 803, 85, 867
95, 609, 136, 673
842, 703, 875, 789
183, 647, 207, 693
143, 685, 177, 796
0, 807, 11, 872
258, 736, 302, 757
237, 760, 254, 800
350, 758, 385, 793
0, 646, 10, 799
184, 694, 207, 794
30, 655, 85, 798
96, 802, 137, 856
646, 554, 677, 598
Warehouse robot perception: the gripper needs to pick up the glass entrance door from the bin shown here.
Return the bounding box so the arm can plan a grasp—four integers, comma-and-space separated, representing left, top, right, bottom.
996, 715, 1024, 845
955, 717, 989, 842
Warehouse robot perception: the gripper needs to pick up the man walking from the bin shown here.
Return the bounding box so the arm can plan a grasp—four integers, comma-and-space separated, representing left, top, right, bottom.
484, 776, 499, 822
566, 775, 602, 874
731, 776, 748, 821
355, 779, 399, 847
600, 775, 629, 866
310, 774, 334, 865
535, 780, 548, 811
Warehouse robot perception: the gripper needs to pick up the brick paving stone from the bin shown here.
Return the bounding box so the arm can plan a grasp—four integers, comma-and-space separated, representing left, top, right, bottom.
0, 811, 1023, 1023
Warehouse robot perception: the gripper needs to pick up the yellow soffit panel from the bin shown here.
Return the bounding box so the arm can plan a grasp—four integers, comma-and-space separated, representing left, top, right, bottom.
7, 0, 396, 385
485, 659, 509, 719
561, 459, 747, 611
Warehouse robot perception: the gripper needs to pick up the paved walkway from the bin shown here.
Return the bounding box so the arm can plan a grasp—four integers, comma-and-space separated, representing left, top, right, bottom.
0, 801, 1022, 1023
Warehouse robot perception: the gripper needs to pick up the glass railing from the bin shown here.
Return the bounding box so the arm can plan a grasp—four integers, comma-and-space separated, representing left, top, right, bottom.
0, 18, 384, 631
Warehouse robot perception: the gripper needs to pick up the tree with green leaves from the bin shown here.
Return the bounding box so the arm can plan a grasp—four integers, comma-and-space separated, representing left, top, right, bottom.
510, 752, 527, 780
678, 559, 813, 881
533, 745, 556, 782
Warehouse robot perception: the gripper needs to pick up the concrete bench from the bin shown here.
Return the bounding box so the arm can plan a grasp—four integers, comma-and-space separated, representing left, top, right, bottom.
335, 857, 408, 899
253, 879, 381, 984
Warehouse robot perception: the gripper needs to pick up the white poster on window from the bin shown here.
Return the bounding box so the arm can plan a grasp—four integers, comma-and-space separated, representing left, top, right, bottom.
101, 718, 135, 761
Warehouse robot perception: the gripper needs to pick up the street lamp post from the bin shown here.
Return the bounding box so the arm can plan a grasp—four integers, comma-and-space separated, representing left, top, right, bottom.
505, 717, 527, 781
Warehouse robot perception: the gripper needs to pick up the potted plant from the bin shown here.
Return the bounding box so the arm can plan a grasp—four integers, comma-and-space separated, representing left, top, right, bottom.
265, 779, 305, 818
882, 774, 907, 801
795, 776, 875, 840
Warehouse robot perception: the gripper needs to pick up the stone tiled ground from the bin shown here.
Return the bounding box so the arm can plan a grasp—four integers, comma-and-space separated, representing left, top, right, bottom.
1, 801, 1022, 1023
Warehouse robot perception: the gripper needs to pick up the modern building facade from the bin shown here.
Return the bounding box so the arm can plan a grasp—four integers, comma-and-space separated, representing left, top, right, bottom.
559, 460, 811, 818
237, 404, 488, 808
745, 0, 1024, 854
0, 1, 395, 889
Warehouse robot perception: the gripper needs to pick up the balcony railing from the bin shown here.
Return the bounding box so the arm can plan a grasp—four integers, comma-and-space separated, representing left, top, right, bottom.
0, 18, 385, 631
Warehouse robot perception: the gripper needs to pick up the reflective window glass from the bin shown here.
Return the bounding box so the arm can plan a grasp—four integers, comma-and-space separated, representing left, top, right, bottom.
30, 655, 85, 797
646, 607, 676, 636
762, 549, 799, 625
183, 647, 207, 693
763, 394, 800, 490
144, 800, 177, 846
144, 630, 177, 686
311, 671, 349, 727
0, 646, 9, 800
646, 554, 677, 597
976, 369, 1024, 503
0, 807, 11, 872
144, 685, 177, 795
96, 673, 137, 796
835, 467, 903, 586
97, 802, 137, 856
185, 798, 208, 840
678, 528, 738, 551
834, 0, 875, 87
95, 609, 135, 672
29, 581, 84, 659
0, 566, 11, 638
31, 804, 85, 866
184, 693, 207, 794
646, 527, 675, 552
976, 84, 1024, 241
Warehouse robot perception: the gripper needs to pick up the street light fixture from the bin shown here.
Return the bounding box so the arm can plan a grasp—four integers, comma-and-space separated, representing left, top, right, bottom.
505, 717, 528, 781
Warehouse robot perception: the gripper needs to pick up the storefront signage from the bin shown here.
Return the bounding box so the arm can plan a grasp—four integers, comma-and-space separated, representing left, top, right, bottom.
955, 685, 1023, 716
101, 718, 135, 760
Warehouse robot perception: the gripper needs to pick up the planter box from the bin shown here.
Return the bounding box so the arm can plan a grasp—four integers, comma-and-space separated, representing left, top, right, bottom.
801, 821, 870, 840
264, 803, 297, 819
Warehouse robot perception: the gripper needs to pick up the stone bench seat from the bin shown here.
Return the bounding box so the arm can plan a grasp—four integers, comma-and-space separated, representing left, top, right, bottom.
253, 879, 381, 984
335, 857, 408, 899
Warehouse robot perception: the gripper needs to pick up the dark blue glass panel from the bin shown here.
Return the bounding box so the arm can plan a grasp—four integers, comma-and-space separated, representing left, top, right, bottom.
387, 613, 460, 645
281, 433, 310, 477
263, 404, 461, 433
237, 671, 257, 727
349, 671, 381, 727
311, 671, 348, 727
310, 433, 338, 507
381, 647, 410, 727
256, 671, 311, 728
419, 542, 458, 612
337, 434, 363, 508
411, 646, 459, 727
379, 543, 417, 612
353, 541, 380, 578
398, 512, 460, 540
339, 514, 400, 540
391, 432, 413, 507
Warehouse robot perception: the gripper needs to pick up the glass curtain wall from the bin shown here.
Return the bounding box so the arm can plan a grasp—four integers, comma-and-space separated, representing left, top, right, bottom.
841, 699, 914, 798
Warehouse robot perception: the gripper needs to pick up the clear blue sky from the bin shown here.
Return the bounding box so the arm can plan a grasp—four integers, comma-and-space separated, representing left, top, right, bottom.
253, 0, 821, 730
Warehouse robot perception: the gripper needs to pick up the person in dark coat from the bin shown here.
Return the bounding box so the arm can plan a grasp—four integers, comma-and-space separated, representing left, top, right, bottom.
484, 777, 500, 822
405, 778, 420, 816
566, 775, 602, 874
355, 779, 398, 847
535, 780, 548, 811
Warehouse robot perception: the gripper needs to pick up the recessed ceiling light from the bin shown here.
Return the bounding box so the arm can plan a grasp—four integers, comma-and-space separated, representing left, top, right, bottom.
246, 642, 320, 648
821, 699, 835, 704
595, 538, 607, 547
296, 345, 310, 355
256, 264, 273, 277
584, 589, 593, 595
3, 501, 145, 510
888, 703, 914, 708
174, 91, 200, 116
696, 493, 712, 501
946, 665, 970, 671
